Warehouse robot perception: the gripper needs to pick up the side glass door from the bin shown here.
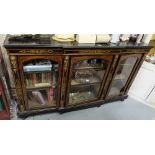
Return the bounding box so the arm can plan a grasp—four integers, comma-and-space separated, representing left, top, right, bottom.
106, 54, 142, 99
19, 56, 62, 110
67, 56, 113, 106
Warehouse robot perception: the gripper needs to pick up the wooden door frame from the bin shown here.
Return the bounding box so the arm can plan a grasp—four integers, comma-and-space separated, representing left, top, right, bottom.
124, 53, 146, 95
18, 55, 63, 111
105, 53, 143, 100
65, 55, 114, 107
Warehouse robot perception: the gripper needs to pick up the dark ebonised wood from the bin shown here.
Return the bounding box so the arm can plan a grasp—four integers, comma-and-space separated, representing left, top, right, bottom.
4, 35, 153, 117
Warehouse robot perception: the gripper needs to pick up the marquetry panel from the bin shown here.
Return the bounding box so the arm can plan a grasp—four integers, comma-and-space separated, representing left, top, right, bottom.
9, 55, 25, 111
60, 56, 70, 108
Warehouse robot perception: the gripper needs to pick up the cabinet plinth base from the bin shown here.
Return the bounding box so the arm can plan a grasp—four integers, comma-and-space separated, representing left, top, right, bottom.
18, 108, 58, 119
104, 95, 128, 103
17, 95, 128, 118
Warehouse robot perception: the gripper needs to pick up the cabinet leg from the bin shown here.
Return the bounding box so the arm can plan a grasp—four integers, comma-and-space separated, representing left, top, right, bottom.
59, 110, 65, 114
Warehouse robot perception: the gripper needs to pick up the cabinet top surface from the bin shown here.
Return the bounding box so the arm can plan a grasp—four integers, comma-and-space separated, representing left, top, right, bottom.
4, 35, 153, 50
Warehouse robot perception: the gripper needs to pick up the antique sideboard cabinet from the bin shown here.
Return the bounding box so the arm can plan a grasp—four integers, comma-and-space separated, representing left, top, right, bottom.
4, 35, 153, 117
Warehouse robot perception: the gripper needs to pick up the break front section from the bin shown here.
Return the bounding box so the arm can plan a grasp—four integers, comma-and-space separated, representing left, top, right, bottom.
18, 56, 62, 111
66, 55, 114, 106
105, 53, 143, 99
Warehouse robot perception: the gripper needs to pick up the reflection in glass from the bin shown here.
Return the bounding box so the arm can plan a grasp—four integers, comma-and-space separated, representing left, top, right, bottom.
72, 59, 107, 86
108, 56, 138, 97
69, 59, 109, 105
27, 88, 56, 109
69, 84, 100, 105
23, 59, 59, 109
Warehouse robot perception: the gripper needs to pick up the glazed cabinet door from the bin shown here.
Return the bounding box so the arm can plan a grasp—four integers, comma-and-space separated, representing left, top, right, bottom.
105, 54, 143, 99
66, 55, 114, 106
18, 56, 62, 110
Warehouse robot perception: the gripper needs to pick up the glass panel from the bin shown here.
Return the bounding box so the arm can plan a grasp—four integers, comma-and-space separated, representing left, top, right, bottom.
0, 96, 5, 112
27, 88, 56, 109
69, 58, 109, 105
69, 84, 100, 105
108, 56, 138, 97
23, 59, 59, 109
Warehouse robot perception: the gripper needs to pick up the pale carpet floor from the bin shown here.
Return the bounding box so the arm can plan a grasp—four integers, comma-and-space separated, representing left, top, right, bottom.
18, 97, 155, 120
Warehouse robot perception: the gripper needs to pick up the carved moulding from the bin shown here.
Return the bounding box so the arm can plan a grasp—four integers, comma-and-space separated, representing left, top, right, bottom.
16, 89, 25, 111
9, 55, 25, 111
19, 49, 53, 54
9, 56, 21, 88
60, 56, 69, 107
79, 50, 111, 54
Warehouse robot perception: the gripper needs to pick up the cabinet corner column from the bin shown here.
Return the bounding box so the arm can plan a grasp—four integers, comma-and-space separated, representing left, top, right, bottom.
60, 56, 69, 108
9, 55, 25, 112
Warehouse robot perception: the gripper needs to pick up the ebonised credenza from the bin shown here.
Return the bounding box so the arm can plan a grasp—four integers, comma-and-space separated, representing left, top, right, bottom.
4, 35, 153, 117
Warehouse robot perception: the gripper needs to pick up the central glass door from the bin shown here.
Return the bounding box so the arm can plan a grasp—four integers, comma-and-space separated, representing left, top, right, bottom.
67, 56, 113, 106
19, 56, 62, 110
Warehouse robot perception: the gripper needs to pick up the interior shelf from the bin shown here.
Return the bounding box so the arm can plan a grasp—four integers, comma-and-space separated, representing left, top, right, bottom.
71, 77, 101, 86
71, 82, 101, 87
28, 99, 56, 109
24, 70, 58, 74
73, 66, 104, 70
69, 91, 96, 105
120, 64, 133, 66
114, 74, 126, 80
23, 65, 52, 72
26, 84, 57, 90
